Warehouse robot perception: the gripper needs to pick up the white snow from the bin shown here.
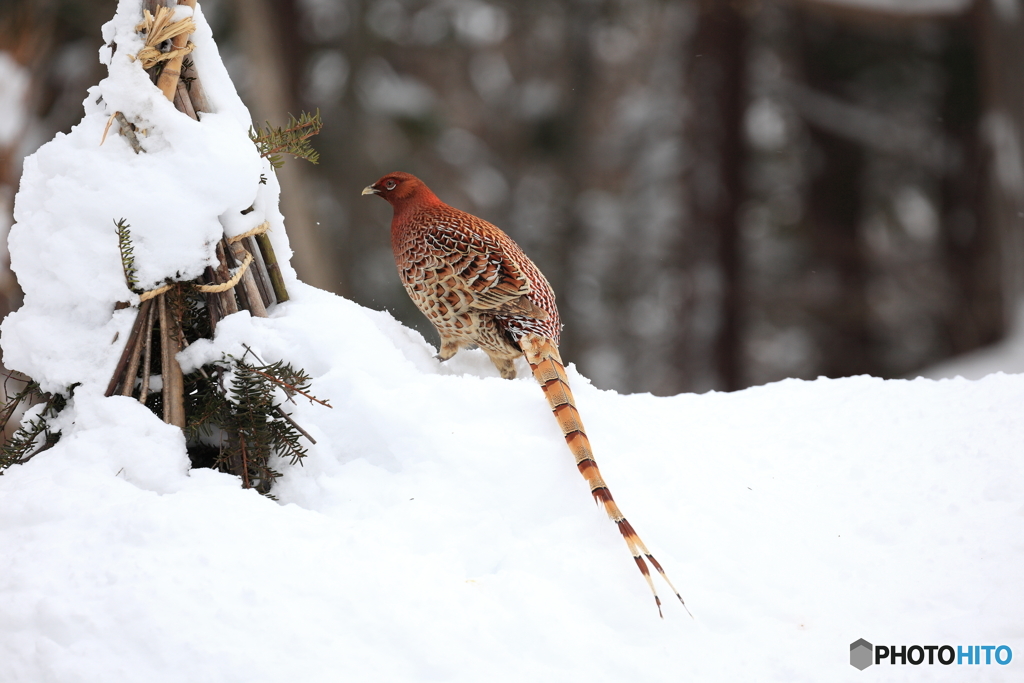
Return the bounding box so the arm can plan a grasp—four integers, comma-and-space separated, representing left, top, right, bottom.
1, 0, 292, 395
1, 2, 1021, 682
2, 286, 1023, 682
918, 302, 1024, 381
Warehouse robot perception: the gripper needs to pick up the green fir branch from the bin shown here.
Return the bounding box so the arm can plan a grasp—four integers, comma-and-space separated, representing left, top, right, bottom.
1, 389, 67, 472
0, 412, 50, 468
115, 218, 139, 292
171, 353, 326, 495
0, 373, 41, 437
248, 110, 323, 169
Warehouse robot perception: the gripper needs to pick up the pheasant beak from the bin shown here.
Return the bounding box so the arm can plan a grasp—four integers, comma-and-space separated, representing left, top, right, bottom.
361, 184, 379, 196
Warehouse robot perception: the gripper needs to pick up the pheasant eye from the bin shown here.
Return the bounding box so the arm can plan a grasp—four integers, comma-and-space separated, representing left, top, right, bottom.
385, 179, 397, 190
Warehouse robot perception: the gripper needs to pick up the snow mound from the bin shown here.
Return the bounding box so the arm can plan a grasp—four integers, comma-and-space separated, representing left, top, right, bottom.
2, 283, 1023, 682
1, 0, 292, 394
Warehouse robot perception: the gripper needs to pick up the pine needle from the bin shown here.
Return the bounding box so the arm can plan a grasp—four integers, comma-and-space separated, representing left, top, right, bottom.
115, 218, 139, 291
249, 110, 324, 169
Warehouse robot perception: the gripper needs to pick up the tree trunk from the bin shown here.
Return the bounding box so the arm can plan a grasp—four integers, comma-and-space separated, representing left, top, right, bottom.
680, 0, 748, 391
938, 10, 1004, 354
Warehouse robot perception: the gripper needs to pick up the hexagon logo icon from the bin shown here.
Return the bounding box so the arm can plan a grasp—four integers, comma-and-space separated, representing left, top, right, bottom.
850, 639, 873, 670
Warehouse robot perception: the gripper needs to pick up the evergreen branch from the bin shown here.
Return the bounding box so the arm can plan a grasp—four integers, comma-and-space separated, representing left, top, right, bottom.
274, 407, 316, 445
145, 344, 327, 495
239, 345, 329, 407
0, 372, 41, 435
247, 366, 331, 407
1, 391, 66, 471
248, 110, 323, 169
115, 218, 139, 291
1, 413, 50, 467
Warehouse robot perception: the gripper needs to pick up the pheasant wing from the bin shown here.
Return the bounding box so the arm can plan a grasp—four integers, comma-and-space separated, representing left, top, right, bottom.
416, 219, 547, 321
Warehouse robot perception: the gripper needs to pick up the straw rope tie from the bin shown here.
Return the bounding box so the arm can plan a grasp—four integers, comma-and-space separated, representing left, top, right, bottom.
195, 251, 253, 294
131, 7, 197, 71
138, 222, 269, 302
227, 221, 270, 244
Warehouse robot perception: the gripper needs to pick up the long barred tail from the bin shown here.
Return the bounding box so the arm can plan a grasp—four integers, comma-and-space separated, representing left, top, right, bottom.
519, 334, 690, 618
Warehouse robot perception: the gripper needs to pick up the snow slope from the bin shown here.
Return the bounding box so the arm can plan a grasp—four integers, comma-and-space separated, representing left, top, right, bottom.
1, 2, 1021, 681
1, 284, 1023, 682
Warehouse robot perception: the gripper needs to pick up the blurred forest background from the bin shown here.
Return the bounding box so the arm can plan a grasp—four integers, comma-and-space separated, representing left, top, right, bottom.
1, 0, 1023, 396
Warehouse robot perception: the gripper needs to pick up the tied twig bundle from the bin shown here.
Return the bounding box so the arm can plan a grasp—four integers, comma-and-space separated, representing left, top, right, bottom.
131, 7, 196, 72
19, 1, 320, 495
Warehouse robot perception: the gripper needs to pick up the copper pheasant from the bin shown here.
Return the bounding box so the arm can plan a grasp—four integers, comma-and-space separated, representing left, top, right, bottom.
363, 171, 688, 617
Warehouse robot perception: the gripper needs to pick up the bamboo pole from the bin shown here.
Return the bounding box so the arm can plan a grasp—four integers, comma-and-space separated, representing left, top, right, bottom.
254, 232, 289, 303
245, 235, 274, 307
154, 0, 196, 101
228, 240, 267, 318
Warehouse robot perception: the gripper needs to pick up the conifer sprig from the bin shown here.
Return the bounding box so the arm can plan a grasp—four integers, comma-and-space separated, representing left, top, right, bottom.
249, 110, 323, 169
0, 381, 67, 472
115, 218, 139, 291
0, 373, 41, 437
240, 345, 331, 407
177, 352, 326, 494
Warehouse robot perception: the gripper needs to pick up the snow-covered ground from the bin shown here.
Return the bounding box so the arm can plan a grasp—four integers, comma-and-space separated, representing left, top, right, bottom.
2, 284, 1022, 682
917, 302, 1024, 381
1, 2, 1021, 682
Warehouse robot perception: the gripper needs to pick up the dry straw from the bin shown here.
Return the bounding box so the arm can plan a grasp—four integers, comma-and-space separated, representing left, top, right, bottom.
130, 7, 196, 71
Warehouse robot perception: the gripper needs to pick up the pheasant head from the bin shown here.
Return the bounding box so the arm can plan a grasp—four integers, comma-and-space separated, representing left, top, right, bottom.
362, 172, 442, 222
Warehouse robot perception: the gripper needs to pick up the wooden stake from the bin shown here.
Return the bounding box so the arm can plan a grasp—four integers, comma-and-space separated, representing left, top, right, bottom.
154, 0, 197, 101
158, 292, 186, 428
215, 241, 241, 315
228, 240, 268, 318
120, 299, 153, 398
105, 298, 153, 397
115, 112, 144, 154
173, 80, 197, 120
254, 232, 290, 303
245, 235, 274, 307
217, 239, 247, 312
202, 266, 223, 330
177, 12, 211, 115
222, 240, 251, 312
139, 302, 155, 405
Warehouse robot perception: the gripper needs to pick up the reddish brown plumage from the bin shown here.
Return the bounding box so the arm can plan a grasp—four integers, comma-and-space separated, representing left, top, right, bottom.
364, 172, 688, 618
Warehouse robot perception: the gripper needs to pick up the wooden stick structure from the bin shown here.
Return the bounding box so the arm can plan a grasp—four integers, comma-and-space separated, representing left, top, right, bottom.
106, 0, 291, 429
0, 0, 325, 494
